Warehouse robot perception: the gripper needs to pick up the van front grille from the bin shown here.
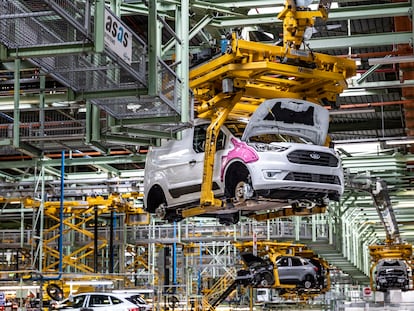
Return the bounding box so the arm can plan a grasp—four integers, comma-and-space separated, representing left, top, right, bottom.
287, 150, 339, 167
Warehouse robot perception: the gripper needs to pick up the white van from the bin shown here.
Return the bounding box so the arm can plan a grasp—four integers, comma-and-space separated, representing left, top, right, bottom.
144, 98, 344, 224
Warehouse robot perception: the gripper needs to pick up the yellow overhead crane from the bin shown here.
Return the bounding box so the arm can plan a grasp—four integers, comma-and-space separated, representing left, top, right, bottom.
184, 0, 356, 220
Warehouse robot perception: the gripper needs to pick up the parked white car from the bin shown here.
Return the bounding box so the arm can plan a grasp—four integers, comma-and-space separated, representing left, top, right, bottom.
54, 292, 152, 311
144, 98, 344, 224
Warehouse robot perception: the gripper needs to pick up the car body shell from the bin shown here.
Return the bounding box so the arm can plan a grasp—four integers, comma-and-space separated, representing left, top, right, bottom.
144, 98, 344, 221
239, 253, 320, 289
375, 259, 410, 292
275, 255, 318, 287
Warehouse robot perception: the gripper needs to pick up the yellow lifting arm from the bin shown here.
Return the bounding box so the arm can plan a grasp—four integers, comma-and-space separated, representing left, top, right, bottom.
278, 0, 331, 49
181, 91, 243, 218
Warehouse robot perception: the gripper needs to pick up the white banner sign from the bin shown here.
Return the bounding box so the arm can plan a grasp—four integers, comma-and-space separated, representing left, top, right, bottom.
104, 8, 132, 65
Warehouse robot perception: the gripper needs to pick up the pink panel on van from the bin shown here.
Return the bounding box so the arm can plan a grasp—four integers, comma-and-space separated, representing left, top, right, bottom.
221, 138, 259, 179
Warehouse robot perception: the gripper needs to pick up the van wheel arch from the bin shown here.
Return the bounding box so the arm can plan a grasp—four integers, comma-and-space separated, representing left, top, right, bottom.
224, 162, 250, 199
146, 185, 167, 213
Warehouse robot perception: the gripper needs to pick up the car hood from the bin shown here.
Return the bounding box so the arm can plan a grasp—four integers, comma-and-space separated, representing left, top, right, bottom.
240, 252, 266, 266
241, 98, 329, 146
377, 260, 406, 270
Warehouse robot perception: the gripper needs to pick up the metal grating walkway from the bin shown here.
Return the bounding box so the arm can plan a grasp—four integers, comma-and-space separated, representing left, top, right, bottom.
0, 0, 147, 92
0, 0, 187, 123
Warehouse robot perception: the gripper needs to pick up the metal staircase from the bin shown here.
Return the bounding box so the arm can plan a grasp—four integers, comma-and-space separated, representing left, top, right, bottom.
202, 267, 237, 311
307, 241, 370, 285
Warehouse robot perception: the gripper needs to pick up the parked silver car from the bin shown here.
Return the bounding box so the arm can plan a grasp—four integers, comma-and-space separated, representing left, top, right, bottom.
144, 98, 344, 224
276, 256, 319, 289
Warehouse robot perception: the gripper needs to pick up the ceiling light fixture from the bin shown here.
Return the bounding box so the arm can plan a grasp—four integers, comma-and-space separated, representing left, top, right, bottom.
334, 141, 381, 154
0, 104, 33, 111
329, 108, 375, 115
0, 285, 40, 290
385, 138, 414, 146
339, 89, 383, 97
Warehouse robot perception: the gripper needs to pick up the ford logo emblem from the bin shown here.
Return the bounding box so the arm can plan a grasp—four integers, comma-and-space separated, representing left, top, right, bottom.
309, 152, 321, 160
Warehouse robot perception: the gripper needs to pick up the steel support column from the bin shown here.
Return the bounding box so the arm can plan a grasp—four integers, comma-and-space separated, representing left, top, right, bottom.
177, 0, 190, 123
148, 0, 161, 96
13, 58, 20, 149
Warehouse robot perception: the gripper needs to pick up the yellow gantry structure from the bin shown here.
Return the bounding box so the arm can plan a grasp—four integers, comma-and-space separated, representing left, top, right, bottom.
185, 0, 356, 219
190, 33, 355, 116
23, 193, 148, 275
0, 194, 149, 294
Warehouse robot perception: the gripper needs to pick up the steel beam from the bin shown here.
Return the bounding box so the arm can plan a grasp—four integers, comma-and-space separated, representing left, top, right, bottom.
210, 2, 410, 27
0, 155, 146, 169
308, 32, 412, 50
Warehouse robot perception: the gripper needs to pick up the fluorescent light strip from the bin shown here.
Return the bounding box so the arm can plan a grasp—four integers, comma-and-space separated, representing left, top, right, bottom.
386, 139, 414, 145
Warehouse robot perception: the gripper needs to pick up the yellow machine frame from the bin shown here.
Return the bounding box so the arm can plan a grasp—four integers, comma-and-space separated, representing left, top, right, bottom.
24, 193, 147, 273
184, 0, 356, 220
234, 241, 330, 301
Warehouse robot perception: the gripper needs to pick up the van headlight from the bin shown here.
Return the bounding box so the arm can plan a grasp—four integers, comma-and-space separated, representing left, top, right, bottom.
250, 143, 289, 152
